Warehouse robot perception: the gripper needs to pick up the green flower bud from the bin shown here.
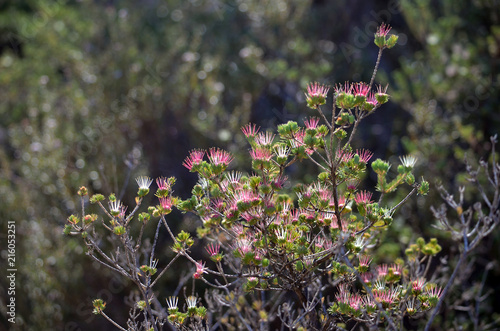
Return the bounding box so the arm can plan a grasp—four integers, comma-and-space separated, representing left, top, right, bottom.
386, 35, 398, 48
90, 194, 105, 204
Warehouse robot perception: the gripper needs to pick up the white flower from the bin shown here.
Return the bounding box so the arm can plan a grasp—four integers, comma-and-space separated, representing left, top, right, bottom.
225, 171, 242, 184
136, 176, 153, 189
373, 279, 386, 291
353, 236, 366, 249
275, 228, 288, 241
109, 200, 123, 214
166, 296, 178, 310
400, 155, 417, 169
186, 296, 197, 309
274, 145, 290, 158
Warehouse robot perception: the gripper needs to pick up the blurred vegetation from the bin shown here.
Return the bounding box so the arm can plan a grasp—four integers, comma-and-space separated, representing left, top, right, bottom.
0, 0, 498, 330
388, 1, 500, 328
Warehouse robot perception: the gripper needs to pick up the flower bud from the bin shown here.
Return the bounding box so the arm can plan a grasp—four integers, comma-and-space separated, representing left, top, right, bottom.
113, 225, 126, 235
375, 92, 389, 104
63, 224, 72, 235
83, 214, 98, 226
78, 186, 88, 196
67, 214, 80, 225
374, 34, 386, 48
371, 159, 390, 175
90, 194, 104, 204
305, 82, 329, 109
386, 35, 398, 49
92, 299, 106, 314
418, 180, 429, 195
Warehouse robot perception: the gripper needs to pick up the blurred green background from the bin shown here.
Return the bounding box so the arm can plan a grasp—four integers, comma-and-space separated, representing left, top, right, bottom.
0, 0, 499, 330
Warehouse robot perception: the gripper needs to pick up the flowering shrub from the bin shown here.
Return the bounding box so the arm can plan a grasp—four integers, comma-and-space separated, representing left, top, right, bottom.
175, 24, 438, 330
65, 24, 500, 330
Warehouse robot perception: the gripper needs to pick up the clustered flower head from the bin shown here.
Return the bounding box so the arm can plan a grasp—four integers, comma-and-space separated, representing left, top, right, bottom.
136, 176, 153, 197
374, 23, 399, 49
241, 123, 260, 138
208, 148, 234, 166
305, 82, 329, 109
166, 296, 178, 313
205, 243, 223, 262
158, 196, 173, 214
334, 81, 389, 111
156, 177, 173, 195
109, 200, 126, 218
183, 149, 206, 171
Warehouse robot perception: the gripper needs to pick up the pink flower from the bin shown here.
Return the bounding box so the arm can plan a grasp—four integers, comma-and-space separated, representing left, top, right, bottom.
362, 295, 376, 309
305, 82, 329, 108
363, 93, 378, 111
337, 149, 354, 163
377, 264, 388, 278
235, 238, 253, 256
250, 147, 273, 161
234, 189, 258, 205
335, 283, 350, 303
156, 177, 171, 191
359, 255, 372, 268
390, 263, 402, 276
376, 23, 391, 37
208, 148, 234, 166
206, 243, 221, 257
254, 249, 264, 261
335, 81, 352, 96
304, 117, 320, 130
193, 260, 207, 279
355, 149, 374, 163
426, 285, 443, 299
241, 123, 260, 137
307, 82, 329, 98
256, 132, 275, 146
159, 197, 173, 213
273, 175, 287, 189
224, 201, 239, 219
412, 278, 425, 292
183, 149, 205, 170
360, 272, 373, 283
346, 180, 359, 192
354, 82, 370, 97
355, 191, 373, 204
241, 209, 263, 223
319, 188, 333, 202
349, 294, 362, 310
211, 198, 225, 211
330, 217, 347, 231
373, 288, 398, 305
232, 224, 244, 236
